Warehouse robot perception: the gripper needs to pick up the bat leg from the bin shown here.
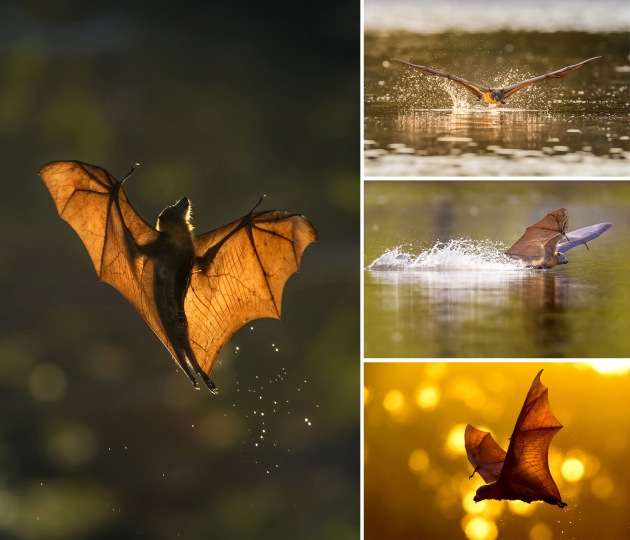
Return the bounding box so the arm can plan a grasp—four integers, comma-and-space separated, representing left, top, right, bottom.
468, 466, 480, 480
198, 372, 218, 394
183, 343, 219, 394
172, 348, 201, 389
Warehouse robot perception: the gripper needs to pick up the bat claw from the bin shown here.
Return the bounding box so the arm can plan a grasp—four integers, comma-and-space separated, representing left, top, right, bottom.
203, 377, 218, 394
121, 163, 140, 184
197, 371, 218, 394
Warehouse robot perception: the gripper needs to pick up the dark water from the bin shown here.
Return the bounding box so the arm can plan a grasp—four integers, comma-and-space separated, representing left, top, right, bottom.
364, 181, 630, 358
364, 32, 630, 176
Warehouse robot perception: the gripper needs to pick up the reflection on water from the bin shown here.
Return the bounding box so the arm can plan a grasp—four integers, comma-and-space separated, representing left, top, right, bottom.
365, 107, 630, 176
364, 30, 630, 176
366, 263, 576, 357
364, 363, 630, 540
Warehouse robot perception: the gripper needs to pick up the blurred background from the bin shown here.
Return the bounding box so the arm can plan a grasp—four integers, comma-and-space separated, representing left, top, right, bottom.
0, 2, 358, 539
364, 362, 630, 540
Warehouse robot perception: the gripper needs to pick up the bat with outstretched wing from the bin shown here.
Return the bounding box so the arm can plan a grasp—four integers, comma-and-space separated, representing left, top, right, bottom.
506, 208, 611, 268
465, 370, 567, 508
39, 161, 317, 392
557, 222, 612, 252
391, 56, 601, 105
506, 208, 569, 268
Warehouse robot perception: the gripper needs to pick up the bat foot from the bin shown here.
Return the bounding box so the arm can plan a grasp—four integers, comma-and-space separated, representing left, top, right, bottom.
202, 377, 218, 394
196, 370, 218, 394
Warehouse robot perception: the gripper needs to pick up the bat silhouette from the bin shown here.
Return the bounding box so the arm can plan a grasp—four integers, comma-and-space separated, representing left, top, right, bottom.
506, 208, 612, 269
39, 161, 317, 392
391, 56, 601, 105
465, 369, 567, 508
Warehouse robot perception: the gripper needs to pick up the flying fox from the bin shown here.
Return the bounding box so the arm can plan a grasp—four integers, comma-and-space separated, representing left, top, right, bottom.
505, 208, 611, 269
391, 56, 601, 105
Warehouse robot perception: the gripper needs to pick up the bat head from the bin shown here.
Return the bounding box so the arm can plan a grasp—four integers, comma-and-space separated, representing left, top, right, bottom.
157, 197, 194, 234
554, 252, 568, 265
473, 482, 503, 503
489, 89, 506, 104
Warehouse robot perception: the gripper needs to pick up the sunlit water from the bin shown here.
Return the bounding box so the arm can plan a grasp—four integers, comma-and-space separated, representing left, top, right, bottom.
364, 181, 630, 358
364, 31, 630, 176
365, 242, 625, 358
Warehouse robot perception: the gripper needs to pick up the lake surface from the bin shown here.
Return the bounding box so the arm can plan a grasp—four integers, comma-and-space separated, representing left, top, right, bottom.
364, 31, 630, 176
364, 181, 630, 357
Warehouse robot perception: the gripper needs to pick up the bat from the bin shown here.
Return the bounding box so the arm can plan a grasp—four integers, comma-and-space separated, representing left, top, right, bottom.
39, 160, 317, 392
391, 56, 601, 105
465, 370, 567, 508
506, 208, 611, 269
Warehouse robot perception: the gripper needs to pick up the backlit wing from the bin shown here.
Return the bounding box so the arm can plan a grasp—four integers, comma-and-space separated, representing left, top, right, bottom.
465, 425, 506, 483
557, 222, 612, 252
186, 209, 317, 374
499, 370, 566, 507
501, 56, 601, 100
506, 208, 568, 265
391, 58, 489, 100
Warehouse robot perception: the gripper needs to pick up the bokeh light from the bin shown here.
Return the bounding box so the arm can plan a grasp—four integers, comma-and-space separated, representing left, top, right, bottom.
529, 522, 553, 540
415, 382, 440, 410
408, 448, 429, 473
463, 515, 498, 540
561, 457, 585, 482
365, 363, 630, 539
591, 475, 614, 499
582, 360, 630, 375
383, 389, 405, 414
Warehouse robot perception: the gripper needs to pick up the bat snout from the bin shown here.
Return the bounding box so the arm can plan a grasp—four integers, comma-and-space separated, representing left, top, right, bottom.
556, 252, 568, 265
175, 197, 190, 211
490, 90, 505, 103
157, 197, 193, 231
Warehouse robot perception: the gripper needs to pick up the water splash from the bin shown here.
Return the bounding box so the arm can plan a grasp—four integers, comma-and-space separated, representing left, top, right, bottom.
367, 239, 525, 271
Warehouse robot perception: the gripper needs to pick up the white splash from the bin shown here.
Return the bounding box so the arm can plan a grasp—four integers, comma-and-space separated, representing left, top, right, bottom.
367, 239, 525, 271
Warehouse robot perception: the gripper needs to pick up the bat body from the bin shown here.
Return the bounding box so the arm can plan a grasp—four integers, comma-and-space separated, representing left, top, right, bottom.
39, 161, 317, 392
466, 370, 567, 508
506, 208, 611, 269
391, 56, 601, 105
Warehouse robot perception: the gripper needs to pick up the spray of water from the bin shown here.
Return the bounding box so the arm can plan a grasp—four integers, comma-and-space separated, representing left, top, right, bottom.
367, 239, 525, 271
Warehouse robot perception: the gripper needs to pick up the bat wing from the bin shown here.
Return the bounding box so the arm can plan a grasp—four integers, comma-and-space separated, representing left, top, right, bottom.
186, 208, 317, 375
501, 56, 601, 100
557, 222, 612, 252
499, 370, 566, 507
465, 424, 506, 483
39, 161, 178, 360
391, 58, 490, 100
506, 208, 568, 265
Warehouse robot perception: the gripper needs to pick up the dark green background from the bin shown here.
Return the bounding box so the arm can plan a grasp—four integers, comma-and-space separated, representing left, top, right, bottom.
0, 2, 358, 538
